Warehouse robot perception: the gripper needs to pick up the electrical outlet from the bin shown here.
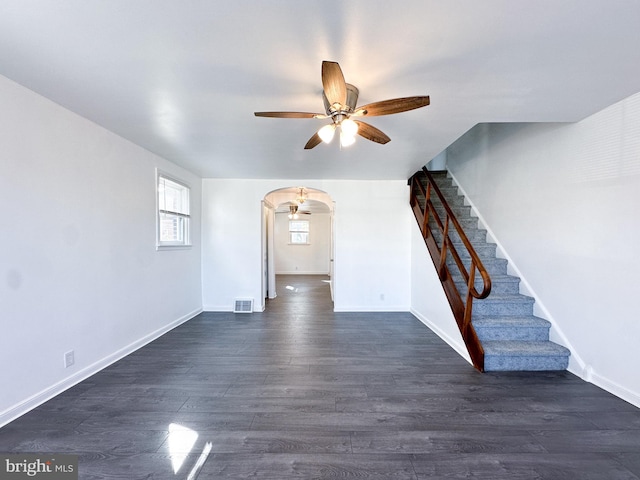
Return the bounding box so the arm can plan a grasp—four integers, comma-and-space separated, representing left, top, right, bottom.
64, 350, 75, 368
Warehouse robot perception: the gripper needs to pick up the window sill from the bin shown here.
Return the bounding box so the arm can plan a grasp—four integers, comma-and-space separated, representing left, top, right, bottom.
156, 244, 193, 251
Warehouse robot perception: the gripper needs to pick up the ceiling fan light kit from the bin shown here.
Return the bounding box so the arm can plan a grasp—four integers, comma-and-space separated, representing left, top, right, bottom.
255, 61, 429, 149
339, 130, 356, 148
318, 123, 336, 143
296, 187, 307, 204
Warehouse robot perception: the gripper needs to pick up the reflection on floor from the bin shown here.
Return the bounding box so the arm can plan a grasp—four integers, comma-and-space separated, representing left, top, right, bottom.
1, 274, 640, 478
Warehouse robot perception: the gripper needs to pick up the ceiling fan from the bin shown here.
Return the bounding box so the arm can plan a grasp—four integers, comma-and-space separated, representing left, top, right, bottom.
287, 204, 311, 219
254, 61, 430, 149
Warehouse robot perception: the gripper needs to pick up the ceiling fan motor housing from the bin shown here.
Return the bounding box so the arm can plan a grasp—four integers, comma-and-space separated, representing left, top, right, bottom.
323, 83, 359, 120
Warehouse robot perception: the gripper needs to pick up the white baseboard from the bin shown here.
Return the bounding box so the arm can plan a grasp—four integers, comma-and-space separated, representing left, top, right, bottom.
568, 364, 640, 409
203, 306, 267, 313
0, 308, 202, 428
332, 306, 409, 313
202, 305, 233, 312
275, 271, 330, 275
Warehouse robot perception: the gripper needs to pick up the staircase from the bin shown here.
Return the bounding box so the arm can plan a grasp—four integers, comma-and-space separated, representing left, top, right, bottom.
412, 170, 570, 371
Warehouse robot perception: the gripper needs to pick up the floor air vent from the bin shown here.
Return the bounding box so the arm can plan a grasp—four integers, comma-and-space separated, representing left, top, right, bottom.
233, 298, 253, 313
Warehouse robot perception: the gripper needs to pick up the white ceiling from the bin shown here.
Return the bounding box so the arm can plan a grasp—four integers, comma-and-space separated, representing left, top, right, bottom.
1, 1, 639, 180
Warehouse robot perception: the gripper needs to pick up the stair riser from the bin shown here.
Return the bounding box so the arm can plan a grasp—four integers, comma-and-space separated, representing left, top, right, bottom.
472, 300, 534, 317
431, 231, 495, 251
475, 326, 550, 342
415, 193, 467, 208
446, 257, 508, 275
484, 355, 569, 372
431, 229, 488, 244
431, 205, 473, 218
436, 196, 466, 207
438, 243, 500, 264
416, 194, 467, 208
455, 279, 520, 294
445, 245, 498, 261
429, 216, 479, 229
433, 187, 461, 198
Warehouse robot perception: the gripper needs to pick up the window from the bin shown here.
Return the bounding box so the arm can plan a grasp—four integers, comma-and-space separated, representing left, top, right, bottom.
289, 220, 310, 244
157, 172, 191, 248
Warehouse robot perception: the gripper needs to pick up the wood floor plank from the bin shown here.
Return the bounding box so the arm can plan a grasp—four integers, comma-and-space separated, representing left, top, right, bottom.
410, 453, 638, 480
198, 453, 418, 479
351, 429, 549, 454
1, 274, 639, 479
156, 430, 353, 454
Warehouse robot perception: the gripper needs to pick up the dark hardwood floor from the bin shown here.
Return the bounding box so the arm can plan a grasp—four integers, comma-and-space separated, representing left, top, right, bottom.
2, 274, 640, 479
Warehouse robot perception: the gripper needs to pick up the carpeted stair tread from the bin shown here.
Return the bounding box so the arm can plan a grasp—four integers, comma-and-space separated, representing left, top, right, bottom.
483, 340, 570, 356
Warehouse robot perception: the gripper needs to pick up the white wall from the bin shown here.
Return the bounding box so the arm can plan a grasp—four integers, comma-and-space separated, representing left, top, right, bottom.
446, 92, 640, 407
0, 75, 202, 425
202, 179, 411, 312
274, 212, 331, 274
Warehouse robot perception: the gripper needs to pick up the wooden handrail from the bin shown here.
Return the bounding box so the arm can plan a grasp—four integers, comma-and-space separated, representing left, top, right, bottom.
409, 168, 492, 371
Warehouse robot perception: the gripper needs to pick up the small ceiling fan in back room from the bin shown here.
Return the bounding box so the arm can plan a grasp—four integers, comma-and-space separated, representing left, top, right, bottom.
254, 61, 430, 149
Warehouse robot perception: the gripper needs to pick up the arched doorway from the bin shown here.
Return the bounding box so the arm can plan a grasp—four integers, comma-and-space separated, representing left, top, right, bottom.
262, 187, 335, 308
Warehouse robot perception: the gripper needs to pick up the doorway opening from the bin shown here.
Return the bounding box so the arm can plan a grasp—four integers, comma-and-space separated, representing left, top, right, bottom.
262, 187, 335, 311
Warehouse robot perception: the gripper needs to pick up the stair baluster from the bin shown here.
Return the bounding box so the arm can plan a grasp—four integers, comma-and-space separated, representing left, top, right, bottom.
410, 167, 491, 371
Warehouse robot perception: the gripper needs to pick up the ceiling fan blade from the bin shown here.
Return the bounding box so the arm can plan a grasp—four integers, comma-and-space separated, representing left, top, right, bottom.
254, 111, 325, 119
354, 96, 430, 117
321, 61, 347, 108
354, 120, 391, 144
304, 132, 323, 149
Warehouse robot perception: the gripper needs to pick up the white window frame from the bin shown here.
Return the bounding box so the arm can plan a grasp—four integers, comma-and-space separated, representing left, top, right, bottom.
289, 219, 310, 245
157, 171, 191, 249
